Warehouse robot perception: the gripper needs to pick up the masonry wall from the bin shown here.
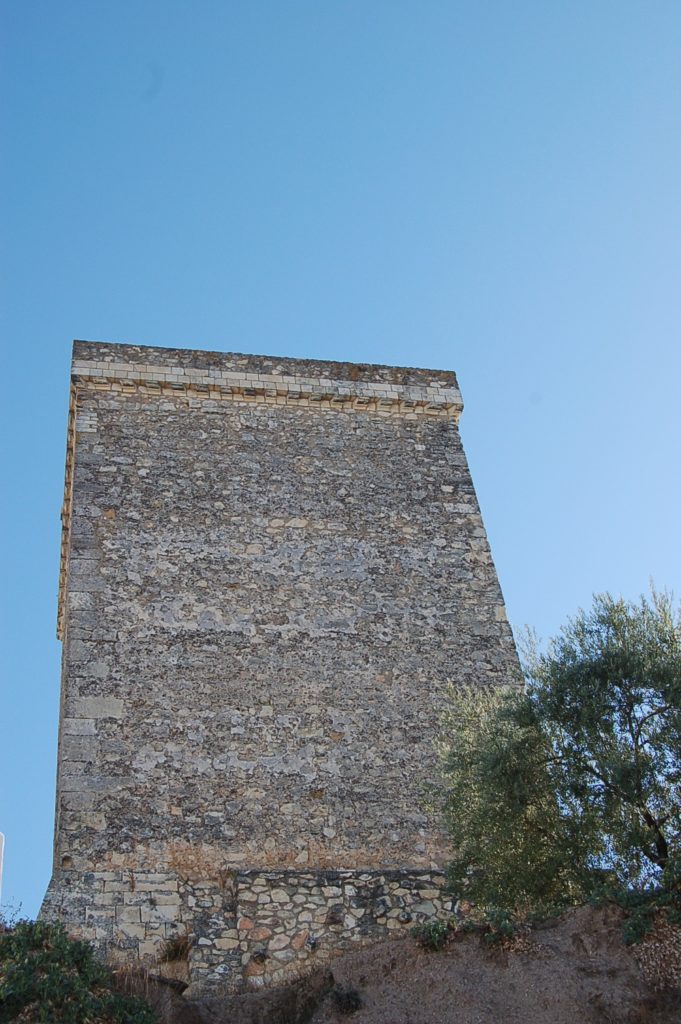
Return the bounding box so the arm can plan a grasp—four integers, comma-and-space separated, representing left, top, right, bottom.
42, 342, 519, 991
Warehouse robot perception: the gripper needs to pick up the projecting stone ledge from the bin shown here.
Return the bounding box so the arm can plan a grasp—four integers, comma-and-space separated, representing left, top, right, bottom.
70, 340, 463, 416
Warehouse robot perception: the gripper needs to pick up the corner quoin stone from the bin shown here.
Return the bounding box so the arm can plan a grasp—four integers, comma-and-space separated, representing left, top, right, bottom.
41, 340, 520, 992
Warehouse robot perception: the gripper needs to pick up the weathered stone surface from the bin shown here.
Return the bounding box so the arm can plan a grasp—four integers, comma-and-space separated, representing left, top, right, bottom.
41, 341, 519, 992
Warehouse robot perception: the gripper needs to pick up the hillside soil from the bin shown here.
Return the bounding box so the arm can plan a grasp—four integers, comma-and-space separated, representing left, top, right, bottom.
135, 905, 680, 1024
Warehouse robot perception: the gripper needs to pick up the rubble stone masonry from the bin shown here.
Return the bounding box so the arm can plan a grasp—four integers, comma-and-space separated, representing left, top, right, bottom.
41, 341, 519, 992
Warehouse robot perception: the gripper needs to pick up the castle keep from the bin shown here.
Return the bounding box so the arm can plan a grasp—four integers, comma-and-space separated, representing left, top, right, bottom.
42, 341, 519, 991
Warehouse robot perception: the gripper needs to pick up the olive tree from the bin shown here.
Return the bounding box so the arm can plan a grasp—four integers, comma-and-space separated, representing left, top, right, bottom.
440, 589, 681, 917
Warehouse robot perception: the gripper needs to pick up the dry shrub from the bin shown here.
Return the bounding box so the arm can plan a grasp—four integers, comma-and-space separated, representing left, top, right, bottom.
158, 933, 191, 963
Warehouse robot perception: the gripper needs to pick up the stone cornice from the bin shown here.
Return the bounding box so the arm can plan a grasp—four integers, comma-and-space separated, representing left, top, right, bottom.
71, 358, 463, 417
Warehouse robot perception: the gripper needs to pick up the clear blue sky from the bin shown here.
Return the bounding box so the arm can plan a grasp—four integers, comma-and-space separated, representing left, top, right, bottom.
1, 1, 680, 919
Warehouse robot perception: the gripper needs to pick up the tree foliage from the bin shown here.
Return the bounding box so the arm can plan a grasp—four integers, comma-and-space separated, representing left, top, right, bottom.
0, 920, 156, 1024
440, 589, 681, 918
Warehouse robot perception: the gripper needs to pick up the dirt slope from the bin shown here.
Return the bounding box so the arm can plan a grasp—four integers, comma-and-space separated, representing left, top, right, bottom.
140, 905, 680, 1024
308, 905, 679, 1024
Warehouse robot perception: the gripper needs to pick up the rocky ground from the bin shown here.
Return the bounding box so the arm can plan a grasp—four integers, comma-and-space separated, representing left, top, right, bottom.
129, 905, 680, 1024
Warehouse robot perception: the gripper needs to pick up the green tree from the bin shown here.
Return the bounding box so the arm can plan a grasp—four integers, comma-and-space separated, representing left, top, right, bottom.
440, 589, 681, 918
0, 920, 156, 1024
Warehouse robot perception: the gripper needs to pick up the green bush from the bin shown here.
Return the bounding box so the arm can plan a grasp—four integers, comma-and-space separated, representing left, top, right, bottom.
410, 918, 451, 950
0, 919, 156, 1024
590, 859, 681, 944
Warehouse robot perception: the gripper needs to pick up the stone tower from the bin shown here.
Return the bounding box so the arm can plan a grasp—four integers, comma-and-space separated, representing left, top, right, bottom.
42, 341, 518, 991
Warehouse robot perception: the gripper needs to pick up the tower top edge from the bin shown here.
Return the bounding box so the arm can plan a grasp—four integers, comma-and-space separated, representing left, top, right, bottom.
72, 340, 460, 391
